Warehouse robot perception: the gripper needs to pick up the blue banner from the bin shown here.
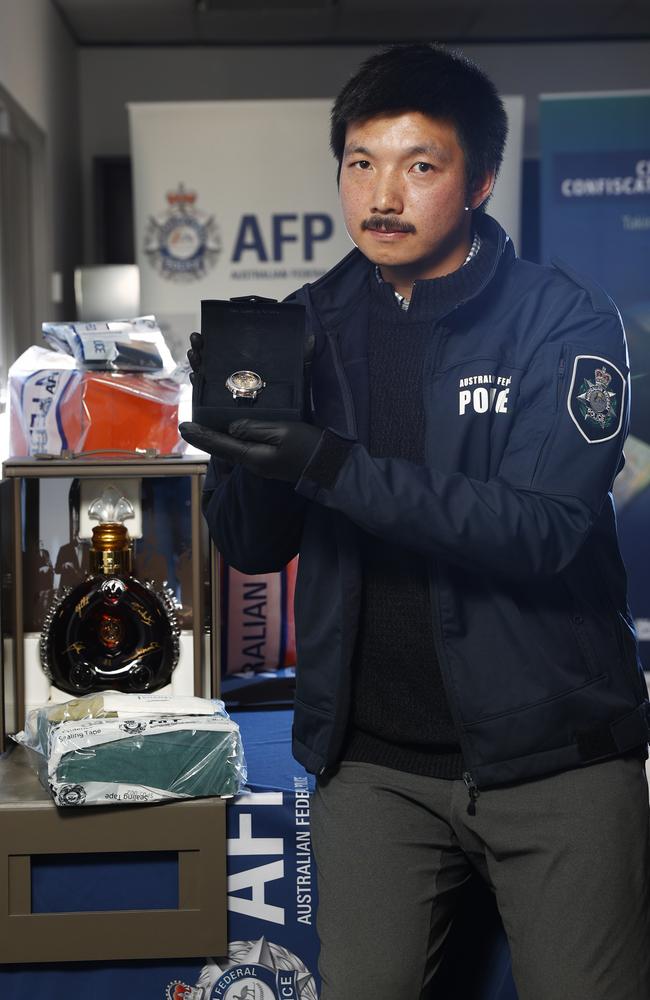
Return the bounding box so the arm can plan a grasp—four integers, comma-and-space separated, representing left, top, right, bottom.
540, 91, 650, 669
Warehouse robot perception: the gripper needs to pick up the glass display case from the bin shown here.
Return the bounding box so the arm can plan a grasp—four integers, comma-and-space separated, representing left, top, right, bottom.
0, 454, 219, 748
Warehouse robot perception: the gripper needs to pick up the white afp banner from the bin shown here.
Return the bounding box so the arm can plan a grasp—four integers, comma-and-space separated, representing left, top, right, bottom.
128, 97, 524, 360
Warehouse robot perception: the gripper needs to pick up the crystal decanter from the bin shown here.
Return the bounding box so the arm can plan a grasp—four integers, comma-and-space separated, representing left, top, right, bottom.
40, 487, 180, 695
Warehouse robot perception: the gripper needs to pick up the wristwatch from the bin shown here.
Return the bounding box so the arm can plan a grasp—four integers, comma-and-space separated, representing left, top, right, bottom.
225, 370, 266, 405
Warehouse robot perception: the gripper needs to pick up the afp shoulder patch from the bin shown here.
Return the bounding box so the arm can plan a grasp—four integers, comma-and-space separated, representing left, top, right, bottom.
567, 355, 625, 443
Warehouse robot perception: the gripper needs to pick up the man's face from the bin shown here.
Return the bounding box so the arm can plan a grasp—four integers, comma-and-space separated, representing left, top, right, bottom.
339, 111, 489, 283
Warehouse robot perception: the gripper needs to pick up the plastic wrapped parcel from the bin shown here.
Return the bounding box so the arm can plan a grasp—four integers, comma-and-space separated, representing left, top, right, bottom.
13, 693, 246, 807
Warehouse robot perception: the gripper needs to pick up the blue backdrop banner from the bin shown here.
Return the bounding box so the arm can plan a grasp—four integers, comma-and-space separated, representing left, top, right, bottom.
540, 90, 650, 670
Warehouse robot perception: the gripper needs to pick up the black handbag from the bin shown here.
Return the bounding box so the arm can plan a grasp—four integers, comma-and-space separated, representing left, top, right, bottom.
192, 295, 309, 430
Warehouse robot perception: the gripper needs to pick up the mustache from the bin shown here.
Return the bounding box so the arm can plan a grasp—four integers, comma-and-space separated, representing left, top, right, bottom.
361, 216, 416, 234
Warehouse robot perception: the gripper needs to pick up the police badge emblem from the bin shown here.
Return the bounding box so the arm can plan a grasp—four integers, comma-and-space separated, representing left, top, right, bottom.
568, 355, 625, 443
144, 183, 221, 282
191, 938, 318, 1000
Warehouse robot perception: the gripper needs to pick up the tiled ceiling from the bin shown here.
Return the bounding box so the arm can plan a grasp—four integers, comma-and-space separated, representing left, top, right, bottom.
52, 0, 650, 45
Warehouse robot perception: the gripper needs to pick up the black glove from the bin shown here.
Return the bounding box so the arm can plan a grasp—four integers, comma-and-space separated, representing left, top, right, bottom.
187, 331, 202, 385
178, 418, 323, 483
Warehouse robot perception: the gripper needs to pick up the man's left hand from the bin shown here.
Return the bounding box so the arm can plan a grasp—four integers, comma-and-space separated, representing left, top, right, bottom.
178, 418, 323, 483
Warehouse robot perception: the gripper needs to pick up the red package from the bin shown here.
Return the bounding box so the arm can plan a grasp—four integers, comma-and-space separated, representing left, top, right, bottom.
9, 348, 184, 457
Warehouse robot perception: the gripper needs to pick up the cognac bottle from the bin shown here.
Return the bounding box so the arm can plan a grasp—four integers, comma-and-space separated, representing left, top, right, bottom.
40, 493, 180, 695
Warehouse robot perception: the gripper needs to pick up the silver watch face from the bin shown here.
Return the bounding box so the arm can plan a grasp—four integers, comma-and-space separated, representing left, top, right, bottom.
225, 370, 266, 400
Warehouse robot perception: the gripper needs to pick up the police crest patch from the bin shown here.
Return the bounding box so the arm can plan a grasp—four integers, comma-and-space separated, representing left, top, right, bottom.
567, 355, 625, 443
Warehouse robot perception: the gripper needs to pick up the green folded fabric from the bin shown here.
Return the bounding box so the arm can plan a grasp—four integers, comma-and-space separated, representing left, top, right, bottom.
15, 695, 246, 805
56, 726, 242, 798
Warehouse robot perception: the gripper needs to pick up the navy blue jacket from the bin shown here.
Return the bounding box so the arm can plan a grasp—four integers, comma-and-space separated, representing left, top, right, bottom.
204, 215, 649, 788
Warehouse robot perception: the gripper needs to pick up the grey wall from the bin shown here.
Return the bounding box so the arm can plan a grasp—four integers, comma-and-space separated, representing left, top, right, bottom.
79, 40, 650, 264
0, 0, 82, 320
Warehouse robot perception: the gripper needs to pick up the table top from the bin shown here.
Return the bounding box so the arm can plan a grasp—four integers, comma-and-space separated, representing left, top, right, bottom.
0, 745, 52, 808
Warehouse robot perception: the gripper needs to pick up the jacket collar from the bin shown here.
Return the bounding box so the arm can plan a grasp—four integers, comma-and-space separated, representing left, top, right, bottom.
299, 213, 513, 331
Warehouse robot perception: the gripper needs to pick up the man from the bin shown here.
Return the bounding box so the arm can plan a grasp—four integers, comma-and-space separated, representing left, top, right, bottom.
180, 44, 650, 1000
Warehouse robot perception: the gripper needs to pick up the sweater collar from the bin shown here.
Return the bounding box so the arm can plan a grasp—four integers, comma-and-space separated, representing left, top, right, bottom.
374, 231, 482, 313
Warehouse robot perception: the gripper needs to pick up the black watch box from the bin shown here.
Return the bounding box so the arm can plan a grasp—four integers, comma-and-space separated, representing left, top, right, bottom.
192, 296, 309, 430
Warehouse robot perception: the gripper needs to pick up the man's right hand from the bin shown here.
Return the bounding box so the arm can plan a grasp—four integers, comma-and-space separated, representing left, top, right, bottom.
187, 331, 203, 385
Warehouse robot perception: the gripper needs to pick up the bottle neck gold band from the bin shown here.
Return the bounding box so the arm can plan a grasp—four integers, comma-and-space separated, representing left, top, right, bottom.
89, 522, 133, 575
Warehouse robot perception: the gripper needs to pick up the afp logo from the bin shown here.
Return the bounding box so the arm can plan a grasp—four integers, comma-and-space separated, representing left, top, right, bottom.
145, 186, 335, 281
231, 214, 333, 263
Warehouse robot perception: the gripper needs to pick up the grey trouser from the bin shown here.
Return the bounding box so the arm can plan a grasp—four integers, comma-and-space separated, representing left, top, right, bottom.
311, 756, 650, 1000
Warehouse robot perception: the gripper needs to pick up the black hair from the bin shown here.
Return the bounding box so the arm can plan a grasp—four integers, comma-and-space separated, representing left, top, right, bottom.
330, 43, 508, 204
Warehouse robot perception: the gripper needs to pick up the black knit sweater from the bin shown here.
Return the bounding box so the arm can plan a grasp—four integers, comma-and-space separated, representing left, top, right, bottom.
342, 237, 496, 778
